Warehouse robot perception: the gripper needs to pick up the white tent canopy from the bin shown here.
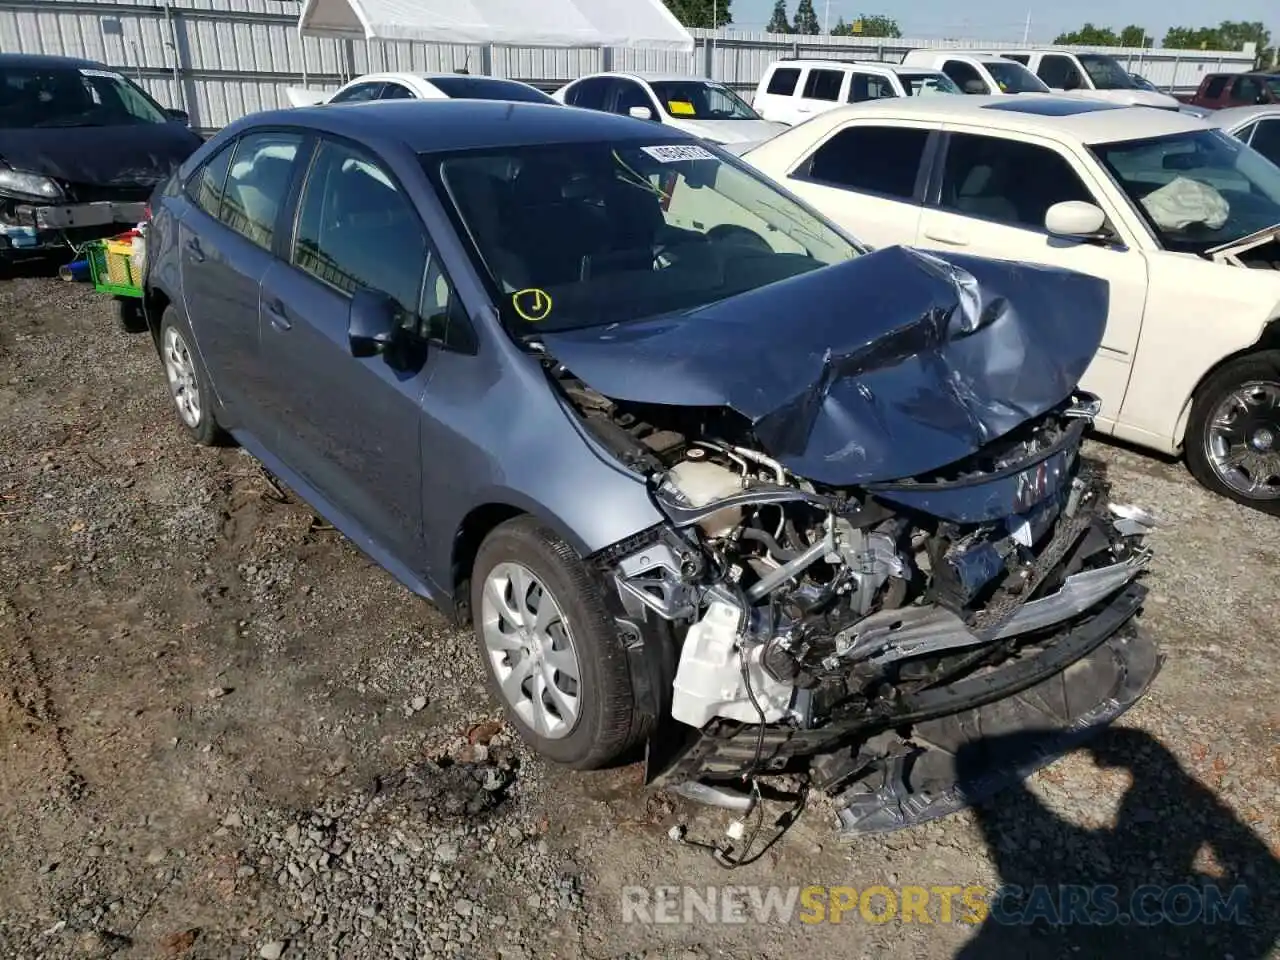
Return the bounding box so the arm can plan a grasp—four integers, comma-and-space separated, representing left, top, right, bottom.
297, 0, 695, 52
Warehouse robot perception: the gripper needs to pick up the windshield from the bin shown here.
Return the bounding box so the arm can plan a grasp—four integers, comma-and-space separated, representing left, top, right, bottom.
1092, 129, 1280, 252
899, 72, 962, 96
427, 76, 556, 104
983, 61, 1050, 94
648, 81, 761, 121
1077, 54, 1136, 90
0, 65, 168, 128
429, 141, 859, 332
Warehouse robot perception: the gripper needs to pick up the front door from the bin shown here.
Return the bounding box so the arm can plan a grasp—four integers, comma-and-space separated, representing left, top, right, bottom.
257, 137, 437, 572
914, 129, 1147, 429
179, 130, 304, 437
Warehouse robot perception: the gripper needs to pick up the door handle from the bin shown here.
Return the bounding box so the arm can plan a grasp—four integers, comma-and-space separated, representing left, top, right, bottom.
184, 237, 205, 262
265, 298, 292, 331
923, 230, 969, 247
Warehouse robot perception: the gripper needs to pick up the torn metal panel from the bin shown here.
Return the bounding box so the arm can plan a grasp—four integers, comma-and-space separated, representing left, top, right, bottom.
538, 245, 1110, 486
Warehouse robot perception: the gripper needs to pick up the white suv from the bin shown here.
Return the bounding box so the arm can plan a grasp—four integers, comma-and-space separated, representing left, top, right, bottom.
898, 51, 1051, 96
752, 59, 960, 125
995, 49, 1181, 109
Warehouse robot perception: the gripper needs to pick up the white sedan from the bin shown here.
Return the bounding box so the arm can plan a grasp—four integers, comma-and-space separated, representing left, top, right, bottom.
286, 72, 557, 108
551, 72, 785, 145
738, 96, 1280, 512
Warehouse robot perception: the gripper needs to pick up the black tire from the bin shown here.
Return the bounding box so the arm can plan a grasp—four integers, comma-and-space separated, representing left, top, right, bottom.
117, 298, 148, 334
1185, 349, 1280, 515
470, 515, 642, 769
157, 307, 228, 447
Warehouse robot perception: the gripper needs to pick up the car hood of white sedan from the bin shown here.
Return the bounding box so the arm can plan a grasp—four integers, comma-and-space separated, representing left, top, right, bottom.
671, 117, 789, 144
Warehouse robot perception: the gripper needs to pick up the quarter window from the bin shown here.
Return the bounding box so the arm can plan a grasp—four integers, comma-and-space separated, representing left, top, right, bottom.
766, 67, 801, 96
802, 69, 844, 102
938, 133, 1093, 231
806, 125, 929, 200
220, 131, 302, 248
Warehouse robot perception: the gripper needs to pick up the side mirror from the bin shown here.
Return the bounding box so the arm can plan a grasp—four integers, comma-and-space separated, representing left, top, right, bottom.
962, 79, 986, 94
348, 288, 400, 357
165, 108, 189, 124
628, 105, 655, 121
1044, 200, 1110, 241
1258, 93, 1269, 105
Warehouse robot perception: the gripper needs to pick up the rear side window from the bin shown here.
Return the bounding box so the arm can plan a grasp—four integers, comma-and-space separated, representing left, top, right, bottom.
188, 142, 233, 220
220, 131, 303, 249
330, 81, 384, 104
943, 60, 987, 94
292, 139, 428, 325
805, 125, 929, 200
849, 73, 896, 102
766, 67, 801, 96
802, 69, 844, 101
1203, 76, 1229, 98
1233, 76, 1263, 102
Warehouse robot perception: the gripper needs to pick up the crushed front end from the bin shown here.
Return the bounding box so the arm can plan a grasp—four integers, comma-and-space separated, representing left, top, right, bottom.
540, 245, 1163, 837
587, 392, 1160, 837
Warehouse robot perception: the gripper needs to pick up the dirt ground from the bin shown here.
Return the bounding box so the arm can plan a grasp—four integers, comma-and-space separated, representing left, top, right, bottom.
0, 269, 1277, 960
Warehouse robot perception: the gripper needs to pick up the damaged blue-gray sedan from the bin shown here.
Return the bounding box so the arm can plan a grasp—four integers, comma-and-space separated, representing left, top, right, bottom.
141, 99, 1162, 838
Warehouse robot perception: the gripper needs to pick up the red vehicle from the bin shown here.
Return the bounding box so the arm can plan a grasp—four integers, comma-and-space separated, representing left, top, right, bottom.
1177, 71, 1280, 110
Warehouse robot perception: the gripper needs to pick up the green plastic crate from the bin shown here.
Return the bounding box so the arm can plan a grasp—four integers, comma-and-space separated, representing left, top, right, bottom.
86, 237, 143, 299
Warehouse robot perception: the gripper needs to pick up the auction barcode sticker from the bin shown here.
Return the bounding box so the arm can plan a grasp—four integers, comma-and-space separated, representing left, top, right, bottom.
641, 144, 717, 163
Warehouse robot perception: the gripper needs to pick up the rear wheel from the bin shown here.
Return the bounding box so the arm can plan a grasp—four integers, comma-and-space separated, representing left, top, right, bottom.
117, 298, 148, 334
158, 308, 227, 447
470, 516, 642, 769
1185, 350, 1280, 514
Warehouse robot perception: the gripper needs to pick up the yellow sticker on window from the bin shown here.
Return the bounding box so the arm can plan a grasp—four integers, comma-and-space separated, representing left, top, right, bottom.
667, 100, 696, 116
512, 288, 553, 323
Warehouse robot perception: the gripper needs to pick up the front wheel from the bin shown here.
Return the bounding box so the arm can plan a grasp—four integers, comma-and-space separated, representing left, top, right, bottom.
1185, 350, 1280, 514
469, 516, 644, 769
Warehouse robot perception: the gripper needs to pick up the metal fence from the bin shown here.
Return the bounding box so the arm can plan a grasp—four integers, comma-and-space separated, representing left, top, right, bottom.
0, 0, 1259, 132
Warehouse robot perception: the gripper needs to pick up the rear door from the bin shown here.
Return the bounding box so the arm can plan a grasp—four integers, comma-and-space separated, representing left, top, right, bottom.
794, 67, 847, 120
776, 120, 933, 249
756, 65, 803, 122
915, 129, 1147, 426
178, 129, 304, 438
848, 71, 898, 102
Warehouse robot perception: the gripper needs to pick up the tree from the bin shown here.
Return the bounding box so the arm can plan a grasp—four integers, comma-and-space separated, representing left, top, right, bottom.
1053, 23, 1120, 46
662, 0, 732, 29
766, 0, 791, 33
1163, 21, 1273, 65
1118, 25, 1152, 48
831, 14, 901, 38
792, 0, 820, 35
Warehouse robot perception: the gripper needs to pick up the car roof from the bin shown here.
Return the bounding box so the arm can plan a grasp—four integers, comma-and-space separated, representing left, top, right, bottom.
799, 95, 1210, 143
231, 99, 692, 153
903, 51, 1018, 64
572, 71, 730, 84
0, 53, 105, 70
762, 59, 938, 74
351, 72, 539, 87
1209, 104, 1280, 129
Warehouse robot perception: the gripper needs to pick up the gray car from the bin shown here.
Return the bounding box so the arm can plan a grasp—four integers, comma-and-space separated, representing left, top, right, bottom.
1211, 104, 1280, 166
142, 100, 1161, 837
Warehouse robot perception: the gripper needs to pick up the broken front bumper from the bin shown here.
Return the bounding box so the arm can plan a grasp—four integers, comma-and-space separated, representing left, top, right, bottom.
0, 200, 147, 254
651, 578, 1161, 837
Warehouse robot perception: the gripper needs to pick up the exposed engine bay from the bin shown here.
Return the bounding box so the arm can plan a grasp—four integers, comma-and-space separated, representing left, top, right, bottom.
554, 363, 1161, 837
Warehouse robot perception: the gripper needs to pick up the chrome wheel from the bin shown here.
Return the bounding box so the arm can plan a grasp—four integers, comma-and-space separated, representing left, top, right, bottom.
480, 562, 581, 740
162, 325, 202, 429
1204, 380, 1280, 500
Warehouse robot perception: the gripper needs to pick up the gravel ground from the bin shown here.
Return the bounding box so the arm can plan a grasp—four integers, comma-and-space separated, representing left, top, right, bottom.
0, 270, 1277, 960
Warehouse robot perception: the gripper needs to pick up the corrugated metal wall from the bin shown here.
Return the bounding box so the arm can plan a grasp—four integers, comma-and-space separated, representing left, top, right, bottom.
0, 0, 1259, 132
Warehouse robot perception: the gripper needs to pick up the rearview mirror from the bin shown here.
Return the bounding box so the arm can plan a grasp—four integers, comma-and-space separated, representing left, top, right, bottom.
1044, 200, 1110, 241
348, 288, 400, 357
628, 105, 655, 121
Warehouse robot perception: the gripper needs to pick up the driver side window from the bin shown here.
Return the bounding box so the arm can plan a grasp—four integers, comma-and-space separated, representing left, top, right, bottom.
1038, 55, 1083, 90
613, 80, 657, 119
943, 60, 987, 94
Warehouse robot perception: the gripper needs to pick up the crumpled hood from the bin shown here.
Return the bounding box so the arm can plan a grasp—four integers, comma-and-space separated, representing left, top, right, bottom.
0, 122, 203, 190
540, 246, 1109, 486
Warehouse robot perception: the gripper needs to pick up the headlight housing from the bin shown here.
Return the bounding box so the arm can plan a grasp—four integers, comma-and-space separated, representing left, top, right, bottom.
0, 167, 64, 202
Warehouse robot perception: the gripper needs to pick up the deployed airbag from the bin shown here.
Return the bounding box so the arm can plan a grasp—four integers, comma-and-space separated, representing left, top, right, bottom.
1140, 176, 1230, 231
539, 246, 1109, 486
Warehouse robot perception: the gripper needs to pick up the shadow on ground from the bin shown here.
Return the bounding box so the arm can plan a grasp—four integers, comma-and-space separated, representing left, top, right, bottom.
956, 727, 1280, 959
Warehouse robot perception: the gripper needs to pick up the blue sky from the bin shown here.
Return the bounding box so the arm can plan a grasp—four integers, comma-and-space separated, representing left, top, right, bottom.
729, 0, 1276, 45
